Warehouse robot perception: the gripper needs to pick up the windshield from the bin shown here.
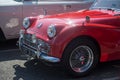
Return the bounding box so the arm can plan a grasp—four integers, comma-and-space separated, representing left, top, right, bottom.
90, 0, 120, 11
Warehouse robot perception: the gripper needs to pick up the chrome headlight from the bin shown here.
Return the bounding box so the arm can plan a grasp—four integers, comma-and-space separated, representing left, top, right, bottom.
23, 17, 30, 29
47, 24, 56, 38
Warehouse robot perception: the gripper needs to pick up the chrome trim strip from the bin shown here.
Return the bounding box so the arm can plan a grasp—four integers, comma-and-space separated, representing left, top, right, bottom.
23, 42, 37, 51
23, 44, 60, 62
40, 54, 60, 63
22, 45, 37, 53
20, 42, 60, 63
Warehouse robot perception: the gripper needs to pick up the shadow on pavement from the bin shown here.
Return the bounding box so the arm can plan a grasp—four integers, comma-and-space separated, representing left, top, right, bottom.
13, 60, 71, 80
0, 39, 120, 80
13, 60, 120, 80
0, 50, 27, 61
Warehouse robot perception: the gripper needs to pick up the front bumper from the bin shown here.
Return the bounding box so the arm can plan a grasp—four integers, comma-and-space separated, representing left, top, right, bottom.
19, 34, 60, 63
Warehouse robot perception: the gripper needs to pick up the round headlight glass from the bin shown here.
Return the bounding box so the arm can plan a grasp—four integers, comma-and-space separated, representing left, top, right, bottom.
23, 17, 30, 29
47, 24, 56, 38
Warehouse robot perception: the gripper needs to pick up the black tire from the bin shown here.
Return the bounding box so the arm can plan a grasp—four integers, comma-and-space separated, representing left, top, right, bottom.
62, 38, 100, 77
0, 28, 6, 41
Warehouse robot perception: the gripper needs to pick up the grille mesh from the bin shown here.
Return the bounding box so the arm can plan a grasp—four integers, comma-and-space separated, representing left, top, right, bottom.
23, 34, 38, 50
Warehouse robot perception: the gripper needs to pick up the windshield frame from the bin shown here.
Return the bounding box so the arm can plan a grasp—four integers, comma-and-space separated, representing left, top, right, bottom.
90, 0, 120, 11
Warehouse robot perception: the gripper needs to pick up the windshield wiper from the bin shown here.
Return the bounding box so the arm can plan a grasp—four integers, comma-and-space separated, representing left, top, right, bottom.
107, 8, 115, 11
91, 7, 116, 11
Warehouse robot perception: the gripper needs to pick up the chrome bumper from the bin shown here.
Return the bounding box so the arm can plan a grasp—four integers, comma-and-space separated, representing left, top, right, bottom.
19, 38, 60, 63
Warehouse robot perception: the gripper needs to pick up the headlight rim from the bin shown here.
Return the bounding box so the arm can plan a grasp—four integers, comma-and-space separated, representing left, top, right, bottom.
23, 17, 30, 29
47, 24, 57, 38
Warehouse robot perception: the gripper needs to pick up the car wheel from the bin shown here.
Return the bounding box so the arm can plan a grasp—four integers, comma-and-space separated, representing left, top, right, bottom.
62, 38, 100, 77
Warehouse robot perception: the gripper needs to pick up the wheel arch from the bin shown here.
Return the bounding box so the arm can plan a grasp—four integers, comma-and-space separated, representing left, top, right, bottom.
62, 35, 101, 61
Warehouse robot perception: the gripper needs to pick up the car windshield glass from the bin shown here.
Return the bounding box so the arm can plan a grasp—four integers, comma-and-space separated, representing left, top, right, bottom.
90, 0, 120, 11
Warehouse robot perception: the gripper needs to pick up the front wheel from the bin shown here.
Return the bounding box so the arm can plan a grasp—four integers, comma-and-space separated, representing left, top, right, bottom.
62, 38, 100, 77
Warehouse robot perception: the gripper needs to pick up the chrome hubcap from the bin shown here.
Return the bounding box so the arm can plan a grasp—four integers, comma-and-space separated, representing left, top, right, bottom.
69, 46, 94, 73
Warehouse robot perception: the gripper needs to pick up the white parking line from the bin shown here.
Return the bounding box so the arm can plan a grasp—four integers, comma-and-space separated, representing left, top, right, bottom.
103, 77, 120, 80
0, 49, 20, 53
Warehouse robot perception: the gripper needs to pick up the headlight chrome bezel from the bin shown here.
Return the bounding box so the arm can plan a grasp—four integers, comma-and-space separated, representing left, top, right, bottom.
47, 24, 56, 38
23, 17, 30, 29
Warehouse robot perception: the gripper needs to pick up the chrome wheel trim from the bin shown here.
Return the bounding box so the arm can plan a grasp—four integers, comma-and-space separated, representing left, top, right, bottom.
69, 46, 94, 73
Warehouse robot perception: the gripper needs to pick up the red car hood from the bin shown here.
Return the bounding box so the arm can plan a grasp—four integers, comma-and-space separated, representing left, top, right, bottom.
45, 9, 113, 19
27, 9, 118, 40
42, 9, 117, 25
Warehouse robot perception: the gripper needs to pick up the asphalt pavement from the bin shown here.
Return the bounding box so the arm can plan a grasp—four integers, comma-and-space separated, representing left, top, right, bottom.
0, 39, 18, 50
0, 39, 120, 80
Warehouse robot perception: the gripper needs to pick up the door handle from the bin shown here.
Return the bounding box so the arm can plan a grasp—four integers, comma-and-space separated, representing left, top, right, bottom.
65, 5, 72, 8
43, 8, 47, 15
64, 5, 72, 10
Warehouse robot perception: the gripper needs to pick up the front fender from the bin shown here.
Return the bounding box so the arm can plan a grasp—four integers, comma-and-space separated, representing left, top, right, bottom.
50, 22, 108, 59
51, 24, 85, 58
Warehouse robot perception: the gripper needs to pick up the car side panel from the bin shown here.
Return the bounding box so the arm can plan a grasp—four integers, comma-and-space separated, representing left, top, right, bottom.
0, 1, 23, 39
37, 1, 93, 15
22, 1, 38, 18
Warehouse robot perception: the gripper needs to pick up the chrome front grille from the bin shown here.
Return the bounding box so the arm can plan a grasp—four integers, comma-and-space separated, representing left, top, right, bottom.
24, 34, 32, 41
23, 34, 38, 50
20, 33, 50, 54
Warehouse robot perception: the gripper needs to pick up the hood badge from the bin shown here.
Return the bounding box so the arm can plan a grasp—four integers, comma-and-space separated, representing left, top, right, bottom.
37, 23, 43, 28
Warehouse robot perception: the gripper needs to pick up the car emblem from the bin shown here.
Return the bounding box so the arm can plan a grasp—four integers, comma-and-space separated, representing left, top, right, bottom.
37, 23, 43, 28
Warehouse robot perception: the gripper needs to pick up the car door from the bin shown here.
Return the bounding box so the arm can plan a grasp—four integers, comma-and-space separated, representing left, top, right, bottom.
0, 0, 23, 39
111, 15, 120, 60
101, 15, 120, 61
107, 15, 120, 61
36, 0, 94, 15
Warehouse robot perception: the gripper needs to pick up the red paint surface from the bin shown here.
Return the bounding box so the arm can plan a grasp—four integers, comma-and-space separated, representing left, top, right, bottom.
25, 9, 120, 62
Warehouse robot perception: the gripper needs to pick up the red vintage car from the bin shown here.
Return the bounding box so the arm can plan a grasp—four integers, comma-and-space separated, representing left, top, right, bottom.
19, 0, 120, 77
